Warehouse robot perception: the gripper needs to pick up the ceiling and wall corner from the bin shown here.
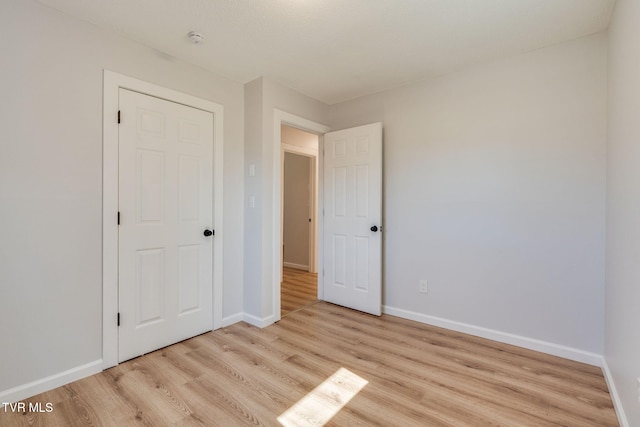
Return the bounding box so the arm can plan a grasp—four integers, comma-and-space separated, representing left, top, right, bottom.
35, 0, 615, 104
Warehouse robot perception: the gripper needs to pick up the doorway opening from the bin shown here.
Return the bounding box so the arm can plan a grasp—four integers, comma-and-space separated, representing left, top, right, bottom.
281, 125, 319, 316
273, 110, 330, 323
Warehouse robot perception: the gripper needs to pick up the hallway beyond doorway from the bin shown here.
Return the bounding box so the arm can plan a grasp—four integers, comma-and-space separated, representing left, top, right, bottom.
281, 267, 318, 317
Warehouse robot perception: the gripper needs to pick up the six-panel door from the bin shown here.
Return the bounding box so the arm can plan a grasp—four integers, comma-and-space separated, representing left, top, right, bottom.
323, 123, 383, 316
118, 88, 214, 362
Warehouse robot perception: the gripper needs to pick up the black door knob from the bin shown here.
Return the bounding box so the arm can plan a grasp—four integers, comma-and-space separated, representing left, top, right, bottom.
203, 229, 213, 237
370, 225, 378, 232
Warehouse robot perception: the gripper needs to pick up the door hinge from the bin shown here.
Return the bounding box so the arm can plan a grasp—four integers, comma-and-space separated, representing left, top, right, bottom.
117, 312, 120, 327
117, 211, 120, 225
117, 110, 121, 124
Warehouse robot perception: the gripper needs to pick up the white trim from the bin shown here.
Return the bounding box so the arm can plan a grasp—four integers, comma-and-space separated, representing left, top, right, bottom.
317, 134, 326, 301
273, 110, 330, 324
382, 305, 603, 366
102, 70, 224, 369
222, 313, 244, 327
243, 313, 276, 328
283, 262, 309, 271
0, 359, 103, 404
601, 358, 630, 427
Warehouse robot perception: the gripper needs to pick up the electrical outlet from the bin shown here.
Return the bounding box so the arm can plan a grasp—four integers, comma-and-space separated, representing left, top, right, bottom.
419, 280, 428, 294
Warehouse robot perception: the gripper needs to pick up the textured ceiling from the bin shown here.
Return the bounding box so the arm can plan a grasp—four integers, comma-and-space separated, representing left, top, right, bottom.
37, 0, 615, 104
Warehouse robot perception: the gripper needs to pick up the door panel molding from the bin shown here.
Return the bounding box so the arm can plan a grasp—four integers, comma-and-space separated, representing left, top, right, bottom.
323, 123, 383, 316
103, 70, 224, 369
117, 88, 214, 362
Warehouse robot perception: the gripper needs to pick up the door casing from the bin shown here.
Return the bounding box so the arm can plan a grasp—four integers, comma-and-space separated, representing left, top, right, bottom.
102, 70, 224, 369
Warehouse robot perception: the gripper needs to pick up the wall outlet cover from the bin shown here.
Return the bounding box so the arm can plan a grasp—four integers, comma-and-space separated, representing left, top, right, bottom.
419, 280, 428, 294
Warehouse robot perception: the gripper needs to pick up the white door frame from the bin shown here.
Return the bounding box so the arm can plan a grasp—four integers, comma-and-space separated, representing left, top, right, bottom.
273, 110, 330, 322
102, 70, 224, 369
282, 143, 318, 273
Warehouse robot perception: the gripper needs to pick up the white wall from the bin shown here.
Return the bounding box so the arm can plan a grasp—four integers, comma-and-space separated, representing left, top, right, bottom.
606, 0, 640, 424
0, 0, 244, 396
243, 77, 329, 322
330, 34, 607, 356
243, 78, 266, 319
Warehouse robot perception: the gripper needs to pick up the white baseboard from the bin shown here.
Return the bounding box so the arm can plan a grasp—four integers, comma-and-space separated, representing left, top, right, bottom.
601, 358, 629, 427
382, 305, 603, 366
242, 312, 275, 328
223, 312, 276, 328
283, 262, 309, 271
222, 312, 244, 327
0, 311, 267, 404
0, 359, 104, 404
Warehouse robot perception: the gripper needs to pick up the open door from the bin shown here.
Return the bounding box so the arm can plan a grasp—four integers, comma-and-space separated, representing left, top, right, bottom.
323, 123, 382, 315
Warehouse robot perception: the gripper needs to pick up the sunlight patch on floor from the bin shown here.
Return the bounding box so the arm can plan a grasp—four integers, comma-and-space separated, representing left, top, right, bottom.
277, 367, 368, 427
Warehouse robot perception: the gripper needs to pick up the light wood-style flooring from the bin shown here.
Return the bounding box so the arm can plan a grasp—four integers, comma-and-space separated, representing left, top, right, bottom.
2, 302, 618, 426
280, 267, 318, 317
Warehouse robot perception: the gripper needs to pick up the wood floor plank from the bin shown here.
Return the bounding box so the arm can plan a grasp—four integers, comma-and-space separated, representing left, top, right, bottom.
303, 307, 612, 419
291, 304, 615, 426
281, 267, 318, 316
274, 310, 559, 426
0, 301, 618, 427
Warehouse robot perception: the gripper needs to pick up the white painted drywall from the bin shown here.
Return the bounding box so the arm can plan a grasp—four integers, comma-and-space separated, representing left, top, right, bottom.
606, 0, 640, 424
330, 33, 607, 354
0, 0, 244, 395
243, 78, 265, 318
283, 152, 311, 268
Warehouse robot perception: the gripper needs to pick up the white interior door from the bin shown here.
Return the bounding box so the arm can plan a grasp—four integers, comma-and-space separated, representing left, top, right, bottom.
118, 88, 214, 362
323, 122, 382, 315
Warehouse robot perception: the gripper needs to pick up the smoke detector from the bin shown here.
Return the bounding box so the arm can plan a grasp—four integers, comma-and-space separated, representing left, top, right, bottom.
188, 31, 204, 44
